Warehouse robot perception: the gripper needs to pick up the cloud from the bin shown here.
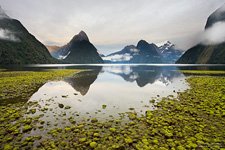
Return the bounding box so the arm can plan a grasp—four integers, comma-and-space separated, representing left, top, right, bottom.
217, 3, 225, 14
0, 28, 20, 42
0, 5, 9, 18
201, 21, 225, 45
1, 0, 225, 53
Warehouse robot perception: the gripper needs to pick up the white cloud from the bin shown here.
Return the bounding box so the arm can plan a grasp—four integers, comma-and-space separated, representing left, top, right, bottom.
0, 28, 19, 42
103, 53, 133, 62
201, 21, 225, 45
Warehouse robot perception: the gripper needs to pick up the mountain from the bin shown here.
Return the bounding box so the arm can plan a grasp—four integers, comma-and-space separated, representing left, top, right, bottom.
103, 40, 182, 63
177, 4, 225, 64
52, 31, 103, 64
103, 40, 162, 63
176, 43, 225, 64
156, 41, 183, 63
103, 45, 139, 63
0, 6, 57, 65
205, 4, 225, 29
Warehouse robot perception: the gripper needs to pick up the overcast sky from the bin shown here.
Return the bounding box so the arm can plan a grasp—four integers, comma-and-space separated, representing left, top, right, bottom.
0, 0, 225, 54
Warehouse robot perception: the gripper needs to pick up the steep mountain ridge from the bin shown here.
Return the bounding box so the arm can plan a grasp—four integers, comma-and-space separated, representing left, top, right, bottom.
157, 41, 182, 63
205, 4, 225, 29
177, 4, 225, 64
52, 31, 103, 64
103, 40, 182, 63
103, 40, 162, 63
0, 14, 57, 65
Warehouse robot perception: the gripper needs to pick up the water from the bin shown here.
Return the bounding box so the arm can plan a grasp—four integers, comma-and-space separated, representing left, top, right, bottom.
2, 64, 225, 145
24, 65, 189, 129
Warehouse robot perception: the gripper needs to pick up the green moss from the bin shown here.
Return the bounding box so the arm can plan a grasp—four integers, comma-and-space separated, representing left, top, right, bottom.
181, 70, 225, 75
29, 109, 36, 114
125, 137, 133, 144
1, 71, 225, 149
58, 103, 64, 108
93, 133, 100, 137
79, 138, 86, 143
91, 118, 98, 123
3, 144, 13, 150
64, 106, 71, 109
22, 125, 32, 132
89, 142, 97, 148
102, 104, 107, 109
109, 127, 116, 132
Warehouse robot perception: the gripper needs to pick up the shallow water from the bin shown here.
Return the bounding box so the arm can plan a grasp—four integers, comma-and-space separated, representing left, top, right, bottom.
2, 64, 225, 147
24, 65, 189, 129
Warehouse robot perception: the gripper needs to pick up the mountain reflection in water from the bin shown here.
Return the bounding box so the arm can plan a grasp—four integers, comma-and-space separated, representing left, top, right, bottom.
27, 65, 188, 123
62, 66, 184, 97
65, 69, 101, 96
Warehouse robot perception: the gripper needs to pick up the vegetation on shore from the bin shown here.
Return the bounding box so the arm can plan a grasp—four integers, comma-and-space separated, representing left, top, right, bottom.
181, 70, 225, 75
0, 70, 78, 104
0, 70, 225, 149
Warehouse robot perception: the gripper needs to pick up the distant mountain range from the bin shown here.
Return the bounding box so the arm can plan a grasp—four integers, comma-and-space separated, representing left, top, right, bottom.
0, 6, 57, 65
177, 4, 225, 64
47, 33, 182, 64
1, 3, 225, 65
102, 40, 182, 64
49, 31, 103, 64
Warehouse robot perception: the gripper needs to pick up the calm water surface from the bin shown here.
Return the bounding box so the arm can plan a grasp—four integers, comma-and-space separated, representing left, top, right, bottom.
24, 65, 189, 128
3, 64, 225, 140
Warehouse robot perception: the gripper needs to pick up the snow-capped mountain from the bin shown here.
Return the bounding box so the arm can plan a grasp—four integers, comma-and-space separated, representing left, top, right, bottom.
156, 41, 174, 51
102, 40, 182, 64
103, 40, 162, 63
156, 41, 183, 63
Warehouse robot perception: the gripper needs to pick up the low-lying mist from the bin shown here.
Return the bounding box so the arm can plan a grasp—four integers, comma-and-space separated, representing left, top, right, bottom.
0, 28, 20, 42
201, 21, 225, 45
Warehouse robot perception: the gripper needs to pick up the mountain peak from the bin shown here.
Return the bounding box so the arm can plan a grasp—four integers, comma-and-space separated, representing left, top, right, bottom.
0, 6, 9, 19
156, 41, 174, 48
71, 30, 89, 42
125, 45, 136, 49
205, 3, 225, 29
137, 40, 157, 49
137, 40, 149, 48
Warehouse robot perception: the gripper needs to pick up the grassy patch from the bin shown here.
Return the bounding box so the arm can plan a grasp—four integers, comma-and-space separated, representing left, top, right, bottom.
181, 70, 225, 75
0, 70, 79, 104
